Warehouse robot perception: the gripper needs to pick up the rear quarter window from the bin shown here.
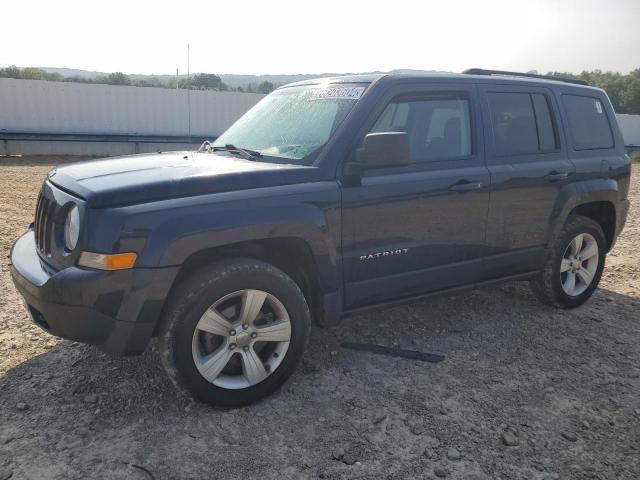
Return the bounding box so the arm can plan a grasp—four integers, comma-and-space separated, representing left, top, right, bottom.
562, 94, 614, 150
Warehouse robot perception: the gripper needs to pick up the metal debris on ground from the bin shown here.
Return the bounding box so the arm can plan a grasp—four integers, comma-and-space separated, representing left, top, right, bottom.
340, 342, 444, 363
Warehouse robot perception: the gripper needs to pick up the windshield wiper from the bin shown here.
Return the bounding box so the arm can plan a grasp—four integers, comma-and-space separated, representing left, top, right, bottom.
211, 144, 262, 161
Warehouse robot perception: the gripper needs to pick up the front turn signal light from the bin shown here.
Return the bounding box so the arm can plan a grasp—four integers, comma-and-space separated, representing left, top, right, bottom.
78, 252, 137, 271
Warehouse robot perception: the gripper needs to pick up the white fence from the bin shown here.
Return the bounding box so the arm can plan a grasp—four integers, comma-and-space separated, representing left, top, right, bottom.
0, 78, 264, 156
617, 114, 640, 147
1, 78, 638, 157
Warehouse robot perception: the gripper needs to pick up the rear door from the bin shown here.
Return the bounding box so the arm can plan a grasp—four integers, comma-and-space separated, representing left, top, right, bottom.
341, 83, 490, 308
478, 84, 575, 279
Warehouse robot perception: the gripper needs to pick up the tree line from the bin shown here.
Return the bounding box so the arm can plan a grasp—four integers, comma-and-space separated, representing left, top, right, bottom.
1, 66, 640, 113
545, 69, 640, 114
0, 66, 277, 94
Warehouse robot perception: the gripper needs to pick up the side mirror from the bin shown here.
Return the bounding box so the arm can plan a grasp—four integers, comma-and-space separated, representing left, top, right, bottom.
356, 132, 411, 168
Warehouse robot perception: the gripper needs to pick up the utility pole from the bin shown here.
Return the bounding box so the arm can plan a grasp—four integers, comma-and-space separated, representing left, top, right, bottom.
176, 68, 179, 89
187, 44, 191, 138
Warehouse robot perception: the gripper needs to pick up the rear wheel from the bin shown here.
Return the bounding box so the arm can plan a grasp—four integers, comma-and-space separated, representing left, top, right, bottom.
530, 215, 606, 309
159, 259, 311, 407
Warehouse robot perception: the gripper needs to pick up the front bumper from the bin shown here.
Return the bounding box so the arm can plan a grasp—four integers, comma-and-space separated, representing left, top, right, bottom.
10, 230, 179, 355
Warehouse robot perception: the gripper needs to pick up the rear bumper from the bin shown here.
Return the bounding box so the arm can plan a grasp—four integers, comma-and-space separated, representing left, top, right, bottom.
10, 230, 179, 355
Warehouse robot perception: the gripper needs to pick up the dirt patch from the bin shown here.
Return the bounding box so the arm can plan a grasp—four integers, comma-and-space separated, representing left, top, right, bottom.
1, 159, 639, 479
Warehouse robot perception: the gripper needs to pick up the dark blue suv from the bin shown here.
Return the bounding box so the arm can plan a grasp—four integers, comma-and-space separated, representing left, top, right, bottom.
10, 70, 631, 406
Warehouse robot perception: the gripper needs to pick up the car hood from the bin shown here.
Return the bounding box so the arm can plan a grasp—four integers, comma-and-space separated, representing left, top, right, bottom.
48, 151, 320, 207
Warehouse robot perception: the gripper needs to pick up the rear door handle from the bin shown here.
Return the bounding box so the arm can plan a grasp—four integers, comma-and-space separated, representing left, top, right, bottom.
545, 171, 569, 181
449, 181, 482, 192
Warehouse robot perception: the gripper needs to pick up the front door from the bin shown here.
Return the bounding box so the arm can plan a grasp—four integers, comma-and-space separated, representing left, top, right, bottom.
341, 83, 490, 308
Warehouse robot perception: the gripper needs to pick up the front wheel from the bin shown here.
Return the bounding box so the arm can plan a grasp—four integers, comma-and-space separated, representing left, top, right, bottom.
159, 259, 311, 407
530, 215, 606, 309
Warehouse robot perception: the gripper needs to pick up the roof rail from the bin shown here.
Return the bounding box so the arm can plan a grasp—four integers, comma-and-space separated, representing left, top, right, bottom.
462, 68, 588, 86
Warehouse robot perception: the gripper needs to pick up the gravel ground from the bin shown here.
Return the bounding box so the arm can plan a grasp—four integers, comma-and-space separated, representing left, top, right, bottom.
1, 157, 639, 480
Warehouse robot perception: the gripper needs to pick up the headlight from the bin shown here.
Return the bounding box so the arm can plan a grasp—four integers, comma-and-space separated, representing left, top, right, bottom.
64, 205, 80, 251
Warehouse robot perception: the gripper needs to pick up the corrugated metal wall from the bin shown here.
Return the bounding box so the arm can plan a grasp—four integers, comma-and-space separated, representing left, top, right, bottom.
2, 77, 638, 156
617, 114, 640, 147
0, 78, 264, 155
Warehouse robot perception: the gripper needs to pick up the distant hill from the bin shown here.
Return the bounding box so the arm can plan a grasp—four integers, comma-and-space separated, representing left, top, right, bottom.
219, 69, 444, 87
37, 67, 445, 88
39, 67, 106, 79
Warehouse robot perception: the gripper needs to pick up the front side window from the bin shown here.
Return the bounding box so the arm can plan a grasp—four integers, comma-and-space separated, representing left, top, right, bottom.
562, 94, 614, 150
487, 92, 559, 156
370, 94, 472, 162
213, 84, 367, 165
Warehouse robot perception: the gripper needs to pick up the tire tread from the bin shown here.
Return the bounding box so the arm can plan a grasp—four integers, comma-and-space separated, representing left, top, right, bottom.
157, 258, 310, 407
530, 215, 605, 309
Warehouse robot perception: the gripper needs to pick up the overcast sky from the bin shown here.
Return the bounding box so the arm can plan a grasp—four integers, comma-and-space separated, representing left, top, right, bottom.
3, 0, 638, 76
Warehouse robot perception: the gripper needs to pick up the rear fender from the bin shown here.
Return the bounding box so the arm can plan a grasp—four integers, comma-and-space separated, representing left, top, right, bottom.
547, 179, 618, 246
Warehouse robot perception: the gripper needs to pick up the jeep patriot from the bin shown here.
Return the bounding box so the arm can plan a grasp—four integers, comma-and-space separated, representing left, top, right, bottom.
10, 70, 631, 406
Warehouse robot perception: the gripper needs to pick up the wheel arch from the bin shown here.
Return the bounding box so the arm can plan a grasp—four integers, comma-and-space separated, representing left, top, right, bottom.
549, 179, 619, 252
156, 237, 332, 333
569, 201, 616, 251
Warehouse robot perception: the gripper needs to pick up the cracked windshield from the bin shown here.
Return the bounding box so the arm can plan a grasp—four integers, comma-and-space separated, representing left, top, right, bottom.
212, 84, 367, 165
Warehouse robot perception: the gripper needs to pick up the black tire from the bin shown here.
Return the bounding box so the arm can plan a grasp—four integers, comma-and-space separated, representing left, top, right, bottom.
158, 258, 311, 407
530, 215, 606, 309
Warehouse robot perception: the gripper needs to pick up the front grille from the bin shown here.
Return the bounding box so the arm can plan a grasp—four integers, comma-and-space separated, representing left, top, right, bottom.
32, 181, 82, 271
34, 191, 56, 255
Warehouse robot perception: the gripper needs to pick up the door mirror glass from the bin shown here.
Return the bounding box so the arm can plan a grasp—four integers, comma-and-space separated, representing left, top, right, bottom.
356, 132, 411, 168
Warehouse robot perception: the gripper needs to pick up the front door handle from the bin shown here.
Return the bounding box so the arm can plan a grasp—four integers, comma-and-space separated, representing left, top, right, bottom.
545, 171, 569, 181
449, 181, 482, 192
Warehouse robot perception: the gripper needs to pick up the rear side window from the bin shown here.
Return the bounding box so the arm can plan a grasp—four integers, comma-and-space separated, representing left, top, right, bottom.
371, 94, 472, 162
562, 94, 614, 150
487, 92, 559, 156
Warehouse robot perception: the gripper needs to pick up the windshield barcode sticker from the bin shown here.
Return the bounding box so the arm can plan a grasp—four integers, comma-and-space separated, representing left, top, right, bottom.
310, 86, 366, 101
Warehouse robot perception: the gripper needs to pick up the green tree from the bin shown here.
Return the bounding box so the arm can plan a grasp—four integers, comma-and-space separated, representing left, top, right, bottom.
0, 66, 21, 78
0, 66, 62, 81
191, 73, 223, 90
22, 67, 61, 81
107, 72, 130, 85
257, 81, 275, 94
620, 77, 640, 114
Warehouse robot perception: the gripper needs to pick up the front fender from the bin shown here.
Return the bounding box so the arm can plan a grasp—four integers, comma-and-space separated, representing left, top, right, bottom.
98, 182, 342, 292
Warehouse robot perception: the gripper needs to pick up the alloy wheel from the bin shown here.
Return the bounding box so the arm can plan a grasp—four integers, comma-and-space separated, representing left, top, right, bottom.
560, 233, 599, 297
191, 289, 291, 389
